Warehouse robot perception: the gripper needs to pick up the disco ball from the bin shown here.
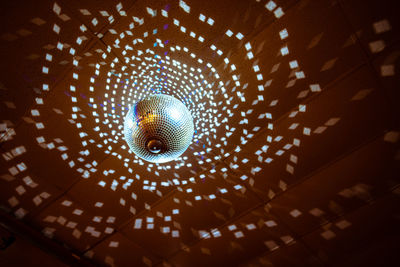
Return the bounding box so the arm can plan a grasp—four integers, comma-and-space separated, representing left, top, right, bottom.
124, 94, 194, 163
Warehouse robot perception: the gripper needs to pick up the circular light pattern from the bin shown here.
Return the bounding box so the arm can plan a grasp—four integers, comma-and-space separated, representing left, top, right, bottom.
2, 0, 362, 257
124, 94, 194, 163
26, 0, 298, 213
25, 0, 301, 216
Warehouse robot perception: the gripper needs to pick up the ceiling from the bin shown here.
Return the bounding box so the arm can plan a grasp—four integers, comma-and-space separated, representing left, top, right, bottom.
0, 0, 399, 266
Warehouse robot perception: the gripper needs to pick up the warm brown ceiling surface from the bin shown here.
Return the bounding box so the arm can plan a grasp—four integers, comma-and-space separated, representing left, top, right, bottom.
0, 0, 399, 266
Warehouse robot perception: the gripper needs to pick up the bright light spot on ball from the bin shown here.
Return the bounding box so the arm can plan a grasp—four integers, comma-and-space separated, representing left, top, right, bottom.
170, 108, 181, 120
124, 94, 194, 163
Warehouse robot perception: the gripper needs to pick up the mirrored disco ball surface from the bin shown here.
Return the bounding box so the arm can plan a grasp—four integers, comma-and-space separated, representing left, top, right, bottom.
124, 94, 194, 163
